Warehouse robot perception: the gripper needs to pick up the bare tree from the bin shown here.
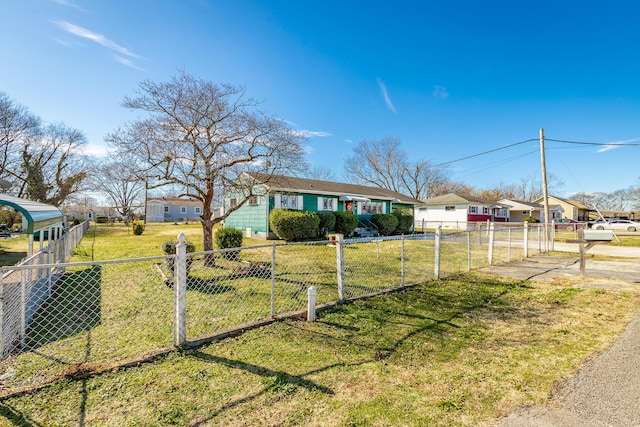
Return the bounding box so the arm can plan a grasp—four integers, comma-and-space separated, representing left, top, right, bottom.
0, 91, 41, 186
16, 123, 88, 206
303, 165, 337, 181
106, 71, 308, 252
91, 159, 146, 222
344, 136, 449, 200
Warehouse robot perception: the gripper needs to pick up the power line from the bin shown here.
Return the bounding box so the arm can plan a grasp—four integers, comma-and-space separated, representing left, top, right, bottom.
546, 138, 640, 147
435, 138, 538, 167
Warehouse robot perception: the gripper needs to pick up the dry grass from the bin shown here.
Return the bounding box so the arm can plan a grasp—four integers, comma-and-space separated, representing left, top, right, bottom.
0, 272, 638, 426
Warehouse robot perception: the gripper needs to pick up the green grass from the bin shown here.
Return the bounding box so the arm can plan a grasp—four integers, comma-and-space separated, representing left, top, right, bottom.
1, 222, 639, 425
0, 273, 637, 426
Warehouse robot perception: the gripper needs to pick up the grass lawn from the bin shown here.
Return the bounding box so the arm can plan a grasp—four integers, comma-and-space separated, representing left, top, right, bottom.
0, 273, 638, 426
1, 222, 639, 425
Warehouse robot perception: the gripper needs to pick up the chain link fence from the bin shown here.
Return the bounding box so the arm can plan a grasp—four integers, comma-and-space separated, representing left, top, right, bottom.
0, 222, 547, 391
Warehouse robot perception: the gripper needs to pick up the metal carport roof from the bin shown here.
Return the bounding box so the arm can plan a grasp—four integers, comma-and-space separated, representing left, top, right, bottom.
0, 194, 63, 234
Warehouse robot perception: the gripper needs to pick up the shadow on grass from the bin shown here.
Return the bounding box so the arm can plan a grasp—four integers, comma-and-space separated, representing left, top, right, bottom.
25, 266, 102, 351
0, 402, 44, 427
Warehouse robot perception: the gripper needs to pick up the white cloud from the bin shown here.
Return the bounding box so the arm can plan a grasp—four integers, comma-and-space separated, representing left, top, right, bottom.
597, 137, 640, 153
377, 78, 396, 113
54, 20, 142, 68
345, 139, 353, 144
52, 0, 86, 12
433, 85, 449, 100
290, 129, 332, 138
81, 142, 109, 157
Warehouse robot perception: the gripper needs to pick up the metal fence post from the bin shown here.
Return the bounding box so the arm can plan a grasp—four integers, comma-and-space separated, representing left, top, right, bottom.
307, 286, 317, 321
523, 222, 529, 259
488, 222, 495, 266
507, 228, 512, 262
0, 273, 4, 357
401, 234, 405, 287
467, 231, 471, 271
20, 270, 26, 350
336, 234, 345, 301
476, 222, 482, 245
537, 225, 542, 253
270, 243, 276, 317
434, 226, 441, 279
173, 233, 187, 347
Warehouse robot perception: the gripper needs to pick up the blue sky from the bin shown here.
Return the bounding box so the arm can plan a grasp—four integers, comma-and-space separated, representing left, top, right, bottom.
2, 0, 640, 197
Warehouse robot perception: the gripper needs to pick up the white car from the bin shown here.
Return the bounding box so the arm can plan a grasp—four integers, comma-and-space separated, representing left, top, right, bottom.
592, 219, 640, 232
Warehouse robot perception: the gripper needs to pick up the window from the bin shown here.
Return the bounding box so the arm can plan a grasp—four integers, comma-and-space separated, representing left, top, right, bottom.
469, 206, 477, 214
483, 207, 489, 214
280, 194, 302, 210
445, 206, 455, 211
522, 211, 528, 215
180, 206, 187, 214
361, 201, 384, 215
195, 207, 202, 214
230, 198, 238, 209
317, 197, 337, 211
248, 196, 260, 206
163, 206, 169, 213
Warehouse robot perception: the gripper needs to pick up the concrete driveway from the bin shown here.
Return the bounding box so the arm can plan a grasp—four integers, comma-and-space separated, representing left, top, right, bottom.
479, 244, 640, 426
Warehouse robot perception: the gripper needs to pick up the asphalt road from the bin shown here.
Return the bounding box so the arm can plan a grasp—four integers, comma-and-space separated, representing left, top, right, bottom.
480, 246, 640, 426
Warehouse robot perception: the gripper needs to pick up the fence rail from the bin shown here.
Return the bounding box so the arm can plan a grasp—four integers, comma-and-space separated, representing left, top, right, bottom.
0, 222, 547, 391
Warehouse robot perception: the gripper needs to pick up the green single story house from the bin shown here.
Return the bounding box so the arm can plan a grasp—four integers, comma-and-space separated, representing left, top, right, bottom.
224, 172, 422, 239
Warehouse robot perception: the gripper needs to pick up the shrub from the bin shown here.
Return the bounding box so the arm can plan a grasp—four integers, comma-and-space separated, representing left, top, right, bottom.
334, 211, 358, 236
269, 209, 320, 242
132, 221, 144, 235
0, 209, 22, 228
317, 211, 336, 237
161, 239, 196, 273
215, 227, 243, 260
95, 216, 108, 224
523, 217, 540, 223
72, 217, 81, 226
370, 213, 399, 236
393, 209, 414, 234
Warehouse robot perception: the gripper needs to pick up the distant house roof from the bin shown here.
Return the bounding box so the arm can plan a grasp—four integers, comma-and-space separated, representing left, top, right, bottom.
421, 193, 509, 208
534, 195, 591, 210
499, 199, 544, 210
148, 197, 202, 207
244, 173, 422, 205
0, 194, 63, 233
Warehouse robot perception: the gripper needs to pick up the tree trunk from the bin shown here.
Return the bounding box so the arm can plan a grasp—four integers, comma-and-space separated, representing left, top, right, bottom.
201, 216, 216, 266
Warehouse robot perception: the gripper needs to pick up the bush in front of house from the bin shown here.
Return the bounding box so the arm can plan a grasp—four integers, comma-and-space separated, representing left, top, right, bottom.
523, 217, 540, 223
370, 213, 399, 236
215, 227, 243, 260
270, 209, 320, 242
393, 209, 414, 234
317, 211, 336, 237
333, 211, 358, 236
161, 239, 196, 273
132, 221, 144, 235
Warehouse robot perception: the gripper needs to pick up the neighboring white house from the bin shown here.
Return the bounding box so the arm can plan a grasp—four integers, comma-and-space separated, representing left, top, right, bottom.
146, 197, 205, 222
414, 193, 510, 230
498, 199, 547, 222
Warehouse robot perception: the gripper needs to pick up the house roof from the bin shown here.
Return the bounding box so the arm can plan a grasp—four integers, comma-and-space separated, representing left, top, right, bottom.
421, 193, 509, 208
499, 199, 544, 210
148, 197, 202, 207
245, 173, 422, 205
533, 195, 591, 210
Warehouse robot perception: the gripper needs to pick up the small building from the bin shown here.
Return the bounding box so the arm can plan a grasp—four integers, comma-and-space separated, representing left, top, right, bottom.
146, 197, 205, 223
415, 193, 510, 230
532, 195, 591, 222
498, 199, 545, 222
223, 173, 421, 239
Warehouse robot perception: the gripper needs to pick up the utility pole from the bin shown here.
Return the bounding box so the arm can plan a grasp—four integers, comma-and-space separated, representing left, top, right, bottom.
540, 128, 551, 250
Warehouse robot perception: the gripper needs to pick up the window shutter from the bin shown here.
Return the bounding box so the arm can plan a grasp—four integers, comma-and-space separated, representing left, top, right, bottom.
274, 194, 281, 208
317, 197, 323, 211
357, 202, 362, 215
382, 202, 387, 214
332, 198, 337, 211
297, 195, 304, 210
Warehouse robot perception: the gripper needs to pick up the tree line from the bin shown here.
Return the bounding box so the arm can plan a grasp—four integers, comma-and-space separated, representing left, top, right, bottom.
2, 70, 639, 252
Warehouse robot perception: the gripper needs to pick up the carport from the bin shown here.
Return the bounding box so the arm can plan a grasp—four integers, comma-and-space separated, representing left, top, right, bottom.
0, 194, 64, 256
